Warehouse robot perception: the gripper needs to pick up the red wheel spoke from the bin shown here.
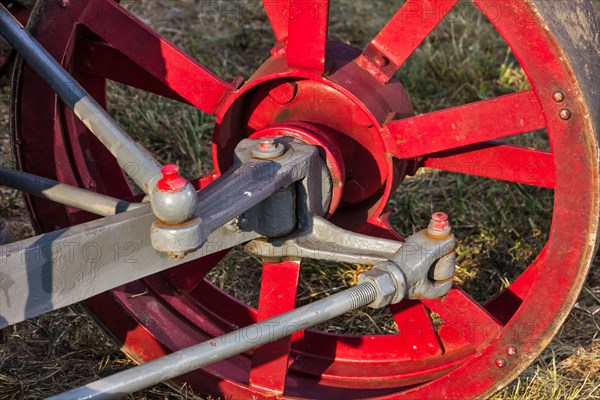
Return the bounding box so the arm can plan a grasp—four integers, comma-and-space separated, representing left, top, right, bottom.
263, 0, 289, 43
250, 260, 302, 394
485, 246, 548, 324
359, 0, 459, 82
422, 286, 503, 349
386, 90, 545, 159
424, 142, 555, 188
79, 0, 234, 114
160, 251, 228, 293
286, 0, 330, 72
390, 301, 444, 357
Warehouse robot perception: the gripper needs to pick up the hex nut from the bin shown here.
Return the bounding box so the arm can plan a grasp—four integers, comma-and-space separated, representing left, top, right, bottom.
251, 139, 286, 159
373, 261, 407, 304
358, 268, 397, 309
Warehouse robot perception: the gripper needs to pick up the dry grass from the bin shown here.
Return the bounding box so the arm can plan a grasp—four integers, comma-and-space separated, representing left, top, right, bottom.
1, 0, 599, 399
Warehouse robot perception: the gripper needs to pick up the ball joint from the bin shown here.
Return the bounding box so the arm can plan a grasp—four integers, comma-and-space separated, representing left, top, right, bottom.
150, 164, 198, 224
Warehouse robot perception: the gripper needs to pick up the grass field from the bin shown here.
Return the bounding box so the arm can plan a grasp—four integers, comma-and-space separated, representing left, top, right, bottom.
1, 0, 599, 399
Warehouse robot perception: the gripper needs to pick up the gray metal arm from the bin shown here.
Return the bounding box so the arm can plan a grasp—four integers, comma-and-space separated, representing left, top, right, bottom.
46, 282, 378, 400
245, 215, 403, 264
0, 166, 143, 217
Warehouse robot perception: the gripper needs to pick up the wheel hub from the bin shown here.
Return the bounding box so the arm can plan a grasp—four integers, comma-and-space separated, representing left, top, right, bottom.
213, 42, 415, 224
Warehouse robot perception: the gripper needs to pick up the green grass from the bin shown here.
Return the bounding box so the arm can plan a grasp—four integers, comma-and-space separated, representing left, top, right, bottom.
0, 0, 599, 399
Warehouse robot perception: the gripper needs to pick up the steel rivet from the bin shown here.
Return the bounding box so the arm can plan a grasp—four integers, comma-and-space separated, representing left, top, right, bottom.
374, 55, 389, 68
506, 346, 518, 357
495, 358, 507, 368
559, 109, 572, 120
552, 91, 565, 102
59, 0, 69, 7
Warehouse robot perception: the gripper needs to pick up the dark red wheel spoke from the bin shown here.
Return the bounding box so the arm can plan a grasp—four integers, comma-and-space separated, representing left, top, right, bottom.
424, 141, 555, 188
359, 0, 459, 82
485, 246, 548, 325
76, 40, 189, 104
160, 251, 227, 293
250, 260, 302, 394
386, 90, 545, 159
263, 0, 289, 43
423, 286, 503, 349
286, 0, 330, 73
79, 0, 234, 115
390, 301, 444, 357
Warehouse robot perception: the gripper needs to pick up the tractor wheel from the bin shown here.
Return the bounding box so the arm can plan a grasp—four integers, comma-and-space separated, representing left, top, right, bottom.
10, 0, 600, 398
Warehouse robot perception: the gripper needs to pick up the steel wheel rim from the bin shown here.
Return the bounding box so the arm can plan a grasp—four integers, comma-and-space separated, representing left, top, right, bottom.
10, 0, 599, 398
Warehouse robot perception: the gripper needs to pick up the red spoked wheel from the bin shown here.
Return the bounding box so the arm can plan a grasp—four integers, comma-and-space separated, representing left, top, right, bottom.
10, 0, 600, 398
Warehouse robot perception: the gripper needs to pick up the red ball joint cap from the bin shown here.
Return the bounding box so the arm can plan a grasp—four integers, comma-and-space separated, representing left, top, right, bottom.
428, 212, 451, 236
157, 164, 187, 193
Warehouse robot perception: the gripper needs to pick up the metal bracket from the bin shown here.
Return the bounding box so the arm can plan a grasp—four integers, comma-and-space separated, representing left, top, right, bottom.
150, 137, 330, 255
245, 215, 402, 264
0, 138, 329, 328
362, 228, 456, 309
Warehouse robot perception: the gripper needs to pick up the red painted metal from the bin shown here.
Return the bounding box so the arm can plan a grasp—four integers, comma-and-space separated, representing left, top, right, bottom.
263, 0, 290, 44
423, 286, 503, 349
358, 0, 459, 83
75, 40, 189, 104
250, 260, 301, 394
385, 90, 546, 159
11, 0, 599, 398
210, 58, 414, 226
78, 0, 235, 115
423, 141, 556, 188
286, 0, 329, 73
156, 164, 186, 192
429, 212, 449, 232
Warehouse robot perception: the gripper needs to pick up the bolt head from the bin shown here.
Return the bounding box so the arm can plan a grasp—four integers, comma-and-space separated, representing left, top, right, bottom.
559, 109, 572, 120
428, 212, 451, 236
495, 358, 507, 368
259, 138, 275, 150
251, 138, 286, 159
553, 91, 565, 102
506, 346, 518, 356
